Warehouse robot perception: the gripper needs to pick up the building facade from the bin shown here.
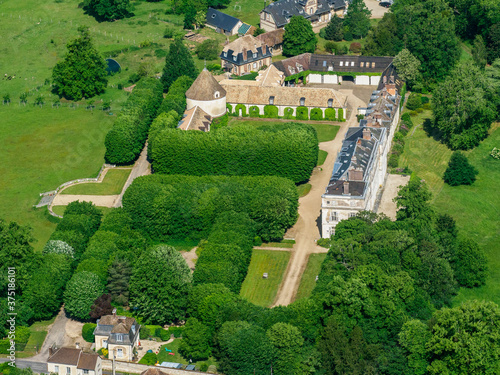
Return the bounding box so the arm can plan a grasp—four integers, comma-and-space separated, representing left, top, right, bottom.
94, 310, 140, 362
260, 0, 347, 32
321, 78, 401, 238
220, 35, 273, 76
48, 347, 102, 375
206, 8, 242, 36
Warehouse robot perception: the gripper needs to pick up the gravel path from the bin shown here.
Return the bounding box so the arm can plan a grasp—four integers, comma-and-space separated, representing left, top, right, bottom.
29, 308, 68, 362
273, 89, 366, 306
376, 174, 410, 220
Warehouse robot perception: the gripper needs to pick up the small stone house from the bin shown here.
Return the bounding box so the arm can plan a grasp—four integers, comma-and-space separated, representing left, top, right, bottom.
206, 8, 242, 36
47, 347, 102, 375
93, 310, 140, 362
256, 29, 285, 55
221, 35, 273, 76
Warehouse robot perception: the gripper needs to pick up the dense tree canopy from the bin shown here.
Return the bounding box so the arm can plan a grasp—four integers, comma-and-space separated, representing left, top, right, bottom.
343, 0, 371, 39
433, 61, 496, 149
52, 27, 107, 100
64, 271, 105, 320
392, 49, 421, 89
161, 38, 198, 92
129, 245, 192, 324
283, 16, 317, 57
83, 0, 132, 21
324, 15, 344, 41
363, 13, 402, 56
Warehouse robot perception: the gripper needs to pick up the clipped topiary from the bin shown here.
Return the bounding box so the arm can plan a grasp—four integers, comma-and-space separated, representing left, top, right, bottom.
82, 323, 97, 343
443, 152, 478, 186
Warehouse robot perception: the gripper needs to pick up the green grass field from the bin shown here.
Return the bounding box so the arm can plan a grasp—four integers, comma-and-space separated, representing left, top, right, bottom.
157, 340, 217, 370
240, 249, 290, 306
399, 113, 500, 306
318, 150, 328, 165
7, 317, 55, 359
259, 239, 295, 249
295, 253, 327, 301
0, 106, 114, 251
297, 183, 312, 197
61, 168, 131, 195
228, 119, 340, 143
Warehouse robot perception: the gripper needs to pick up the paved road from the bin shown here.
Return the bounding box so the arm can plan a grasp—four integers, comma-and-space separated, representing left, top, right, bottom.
272, 89, 366, 306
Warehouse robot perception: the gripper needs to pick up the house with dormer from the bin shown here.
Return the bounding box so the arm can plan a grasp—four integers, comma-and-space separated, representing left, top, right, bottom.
260, 0, 347, 32
93, 310, 140, 362
220, 35, 273, 76
47, 347, 102, 375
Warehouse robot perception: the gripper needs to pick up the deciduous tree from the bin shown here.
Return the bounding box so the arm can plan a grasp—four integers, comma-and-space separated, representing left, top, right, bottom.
83, 0, 132, 21
179, 318, 212, 361
393, 49, 421, 89
64, 271, 105, 320
283, 16, 317, 57
52, 27, 107, 100
343, 0, 371, 39
129, 245, 192, 324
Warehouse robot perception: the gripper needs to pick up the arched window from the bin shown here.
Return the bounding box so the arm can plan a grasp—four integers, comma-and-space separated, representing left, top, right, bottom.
328, 98, 333, 107
214, 91, 220, 99
300, 97, 305, 106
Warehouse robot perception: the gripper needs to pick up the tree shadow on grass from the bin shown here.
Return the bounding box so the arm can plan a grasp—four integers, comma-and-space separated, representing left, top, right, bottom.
422, 118, 443, 142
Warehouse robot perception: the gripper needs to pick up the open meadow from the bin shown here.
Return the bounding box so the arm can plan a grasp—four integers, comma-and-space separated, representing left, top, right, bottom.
399, 112, 500, 305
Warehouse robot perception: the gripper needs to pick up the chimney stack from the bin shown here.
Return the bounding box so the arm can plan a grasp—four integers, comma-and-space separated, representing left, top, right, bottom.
343, 181, 350, 195
363, 128, 371, 140
112, 308, 117, 317
75, 342, 80, 349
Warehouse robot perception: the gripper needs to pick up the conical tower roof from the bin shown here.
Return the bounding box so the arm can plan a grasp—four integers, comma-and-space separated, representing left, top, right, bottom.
186, 69, 226, 101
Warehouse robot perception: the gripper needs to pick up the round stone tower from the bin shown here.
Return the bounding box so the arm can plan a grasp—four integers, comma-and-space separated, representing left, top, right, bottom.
185, 69, 227, 117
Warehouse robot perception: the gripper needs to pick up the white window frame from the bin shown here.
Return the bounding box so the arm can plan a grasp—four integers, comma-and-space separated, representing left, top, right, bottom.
117, 348, 123, 358
55, 366, 59, 373
66, 367, 71, 374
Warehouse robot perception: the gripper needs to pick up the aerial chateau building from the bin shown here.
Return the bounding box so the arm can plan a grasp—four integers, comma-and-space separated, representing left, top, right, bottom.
320, 77, 402, 238
220, 35, 273, 76
260, 0, 347, 32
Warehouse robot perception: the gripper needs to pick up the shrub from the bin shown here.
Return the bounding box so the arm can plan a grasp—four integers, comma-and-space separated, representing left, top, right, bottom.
169, 326, 184, 338
349, 42, 362, 54
337, 108, 345, 121
139, 352, 158, 365
207, 63, 222, 72
263, 105, 278, 118
249, 106, 260, 117
401, 112, 411, 122
409, 110, 418, 116
491, 147, 500, 159
43, 240, 74, 258
421, 96, 430, 104
325, 41, 336, 54
15, 326, 31, 344
388, 153, 399, 168
105, 78, 163, 164
235, 104, 247, 117
325, 108, 336, 121
443, 152, 478, 186
200, 363, 209, 372
317, 238, 330, 248
160, 329, 171, 341
195, 39, 219, 61
163, 26, 174, 38
284, 107, 294, 119
140, 326, 150, 339
296, 106, 308, 120
310, 108, 323, 121
406, 92, 422, 110
82, 323, 97, 343
319, 27, 326, 39
343, 31, 353, 41
122, 175, 299, 242
148, 124, 319, 184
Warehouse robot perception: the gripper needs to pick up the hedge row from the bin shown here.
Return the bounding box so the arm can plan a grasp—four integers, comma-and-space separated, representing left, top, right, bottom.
105, 78, 163, 165
122, 174, 299, 242
228, 105, 345, 121
193, 212, 256, 293
157, 76, 193, 118
388, 112, 414, 173
149, 123, 318, 184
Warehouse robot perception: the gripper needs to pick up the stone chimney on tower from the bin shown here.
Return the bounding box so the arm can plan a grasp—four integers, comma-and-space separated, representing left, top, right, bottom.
363, 128, 371, 140
343, 181, 350, 195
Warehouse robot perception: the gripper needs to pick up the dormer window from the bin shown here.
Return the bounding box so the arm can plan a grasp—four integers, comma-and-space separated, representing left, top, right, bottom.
340, 61, 343, 66
328, 98, 333, 108
223, 52, 227, 57
253, 52, 257, 58
300, 97, 305, 106
269, 96, 275, 105
351, 62, 354, 66
360, 62, 364, 67
116, 334, 123, 342
215, 91, 220, 99
233, 56, 237, 62
372, 62, 376, 68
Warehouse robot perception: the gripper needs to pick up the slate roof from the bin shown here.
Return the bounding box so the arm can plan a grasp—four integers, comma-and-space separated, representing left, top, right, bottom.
273, 54, 394, 77
261, 0, 346, 28
206, 8, 240, 31
221, 35, 272, 66
94, 314, 139, 346
186, 69, 226, 101
48, 348, 98, 370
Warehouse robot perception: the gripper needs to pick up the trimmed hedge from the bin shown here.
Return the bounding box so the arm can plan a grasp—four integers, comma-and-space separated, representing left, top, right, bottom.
284, 107, 294, 119
235, 104, 247, 117
296, 106, 308, 120
82, 323, 97, 343
193, 212, 256, 293
325, 108, 336, 121
337, 108, 345, 121
249, 106, 260, 117
149, 123, 318, 184
226, 103, 233, 114
157, 76, 194, 117
263, 105, 278, 118
105, 78, 163, 164
310, 108, 323, 121
122, 174, 299, 242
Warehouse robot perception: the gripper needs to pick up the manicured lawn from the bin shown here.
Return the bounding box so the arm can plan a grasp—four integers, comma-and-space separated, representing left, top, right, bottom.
228, 119, 340, 143
0, 106, 114, 251
224, 0, 263, 26
399, 115, 500, 306
61, 168, 131, 195
240, 249, 291, 307
295, 253, 327, 301
11, 317, 55, 359
297, 183, 312, 197
157, 340, 217, 371
317, 150, 328, 165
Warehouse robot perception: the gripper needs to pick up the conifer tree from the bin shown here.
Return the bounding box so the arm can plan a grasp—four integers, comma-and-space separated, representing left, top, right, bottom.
107, 259, 132, 305
161, 38, 198, 92
343, 0, 371, 39
443, 152, 478, 186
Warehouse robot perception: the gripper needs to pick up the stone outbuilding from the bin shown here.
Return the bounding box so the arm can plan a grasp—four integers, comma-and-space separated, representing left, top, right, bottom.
47, 347, 102, 375
185, 68, 227, 118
